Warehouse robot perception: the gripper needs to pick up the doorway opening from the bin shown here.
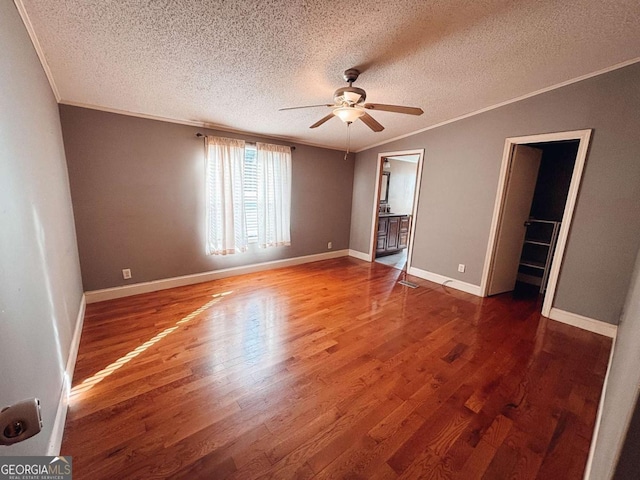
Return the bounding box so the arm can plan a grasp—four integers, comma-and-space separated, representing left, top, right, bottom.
481, 130, 592, 317
369, 149, 425, 272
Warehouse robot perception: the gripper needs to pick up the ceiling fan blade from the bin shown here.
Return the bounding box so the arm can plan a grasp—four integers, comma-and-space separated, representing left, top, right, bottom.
363, 103, 424, 115
359, 112, 384, 132
310, 113, 336, 129
279, 104, 334, 111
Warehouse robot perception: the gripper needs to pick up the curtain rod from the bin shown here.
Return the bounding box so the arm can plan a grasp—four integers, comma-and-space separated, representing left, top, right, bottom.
195, 132, 295, 150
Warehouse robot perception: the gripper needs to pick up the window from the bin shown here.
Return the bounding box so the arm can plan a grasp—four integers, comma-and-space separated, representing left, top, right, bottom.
256, 142, 292, 249
244, 145, 259, 244
205, 136, 291, 255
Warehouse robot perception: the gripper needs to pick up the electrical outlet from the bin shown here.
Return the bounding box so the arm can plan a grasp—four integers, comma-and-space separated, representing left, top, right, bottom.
458, 264, 466, 273
122, 268, 132, 280
327, 241, 332, 250
0, 398, 42, 445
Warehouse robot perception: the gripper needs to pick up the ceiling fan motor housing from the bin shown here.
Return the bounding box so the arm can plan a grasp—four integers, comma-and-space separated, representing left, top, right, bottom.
334, 86, 367, 106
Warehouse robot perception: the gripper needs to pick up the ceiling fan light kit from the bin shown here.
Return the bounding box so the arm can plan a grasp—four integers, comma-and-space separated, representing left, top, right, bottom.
280, 68, 424, 134
334, 106, 365, 123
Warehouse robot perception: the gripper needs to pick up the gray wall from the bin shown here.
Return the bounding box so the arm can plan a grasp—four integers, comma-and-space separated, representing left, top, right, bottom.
590, 246, 640, 479
0, 2, 83, 454
59, 106, 354, 291
350, 63, 640, 324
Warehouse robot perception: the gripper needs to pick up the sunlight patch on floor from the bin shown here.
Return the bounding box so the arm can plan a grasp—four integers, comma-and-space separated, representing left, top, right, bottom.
70, 291, 233, 398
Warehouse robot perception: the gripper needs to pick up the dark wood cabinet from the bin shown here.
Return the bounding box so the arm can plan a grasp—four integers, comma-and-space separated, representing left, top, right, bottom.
376, 214, 410, 257
398, 216, 410, 248
387, 217, 400, 250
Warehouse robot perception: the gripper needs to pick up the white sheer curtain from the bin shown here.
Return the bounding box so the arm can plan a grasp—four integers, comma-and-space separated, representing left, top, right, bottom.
205, 136, 247, 255
256, 142, 291, 248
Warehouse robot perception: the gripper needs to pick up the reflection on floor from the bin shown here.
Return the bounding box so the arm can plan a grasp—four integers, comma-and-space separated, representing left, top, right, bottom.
375, 249, 407, 270
62, 257, 612, 479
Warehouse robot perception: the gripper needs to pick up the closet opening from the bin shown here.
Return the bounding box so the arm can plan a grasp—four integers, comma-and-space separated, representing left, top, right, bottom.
481, 130, 592, 317
515, 141, 578, 297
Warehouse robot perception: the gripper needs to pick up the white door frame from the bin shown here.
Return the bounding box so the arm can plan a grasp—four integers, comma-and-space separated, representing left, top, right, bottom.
480, 129, 592, 317
368, 149, 425, 272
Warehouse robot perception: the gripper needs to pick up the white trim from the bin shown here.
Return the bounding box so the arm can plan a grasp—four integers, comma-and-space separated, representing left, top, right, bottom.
480, 129, 592, 319
548, 308, 617, 338
368, 155, 384, 262
540, 130, 591, 317
58, 101, 344, 152
348, 249, 370, 261
408, 267, 482, 296
356, 57, 640, 153
85, 250, 349, 303
375, 149, 427, 160
368, 149, 425, 266
14, 0, 61, 102
47, 295, 86, 455
406, 150, 425, 273
584, 332, 617, 480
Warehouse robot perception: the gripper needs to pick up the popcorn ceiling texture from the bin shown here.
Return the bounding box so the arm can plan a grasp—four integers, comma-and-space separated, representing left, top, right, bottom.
20, 0, 640, 151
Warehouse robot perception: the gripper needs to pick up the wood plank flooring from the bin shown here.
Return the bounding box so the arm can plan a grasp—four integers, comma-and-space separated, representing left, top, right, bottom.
61, 258, 611, 479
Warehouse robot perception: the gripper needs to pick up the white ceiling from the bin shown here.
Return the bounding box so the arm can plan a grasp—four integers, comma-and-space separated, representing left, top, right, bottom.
19, 0, 640, 152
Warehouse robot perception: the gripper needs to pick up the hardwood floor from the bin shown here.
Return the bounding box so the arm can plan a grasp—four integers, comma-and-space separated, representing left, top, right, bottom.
61, 257, 611, 479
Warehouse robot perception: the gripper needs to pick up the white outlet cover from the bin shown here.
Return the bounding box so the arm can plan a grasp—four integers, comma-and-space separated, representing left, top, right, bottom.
0, 398, 42, 445
458, 264, 466, 273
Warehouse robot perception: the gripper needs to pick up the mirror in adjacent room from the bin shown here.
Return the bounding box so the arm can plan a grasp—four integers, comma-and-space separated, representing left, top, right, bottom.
380, 171, 390, 204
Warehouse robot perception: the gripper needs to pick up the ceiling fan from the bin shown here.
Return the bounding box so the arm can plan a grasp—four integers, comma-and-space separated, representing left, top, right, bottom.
280, 69, 424, 132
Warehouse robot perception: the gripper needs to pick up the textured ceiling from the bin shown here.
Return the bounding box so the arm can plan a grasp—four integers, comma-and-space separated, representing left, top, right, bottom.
19, 0, 640, 151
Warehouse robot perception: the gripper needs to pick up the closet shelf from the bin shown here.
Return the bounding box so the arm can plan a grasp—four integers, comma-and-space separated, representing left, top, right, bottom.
519, 261, 546, 270
523, 240, 551, 247
517, 219, 561, 293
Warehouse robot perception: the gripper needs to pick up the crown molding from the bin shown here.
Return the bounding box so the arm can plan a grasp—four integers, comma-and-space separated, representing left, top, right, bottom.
12, 0, 640, 155
14, 0, 61, 102
356, 57, 640, 153
59, 100, 346, 152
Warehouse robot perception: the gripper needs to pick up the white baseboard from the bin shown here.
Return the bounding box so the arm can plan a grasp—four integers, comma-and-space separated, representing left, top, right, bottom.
85, 250, 349, 303
408, 267, 482, 296
548, 308, 617, 338
47, 294, 86, 455
348, 249, 370, 261
584, 331, 617, 480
